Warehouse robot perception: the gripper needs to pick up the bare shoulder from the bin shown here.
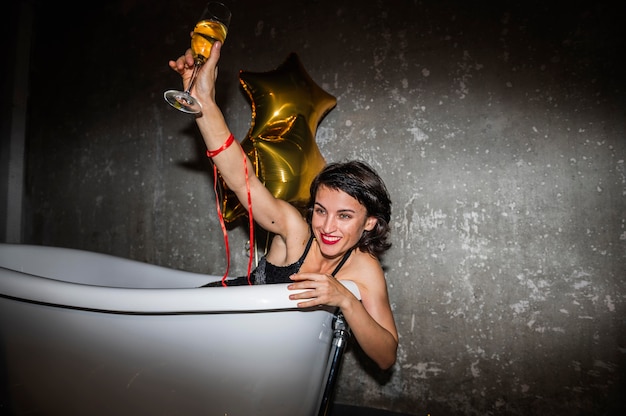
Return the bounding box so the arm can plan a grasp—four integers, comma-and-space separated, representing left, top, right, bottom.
337, 251, 388, 297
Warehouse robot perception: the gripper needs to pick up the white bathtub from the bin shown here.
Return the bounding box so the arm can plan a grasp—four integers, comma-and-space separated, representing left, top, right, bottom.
0, 243, 359, 416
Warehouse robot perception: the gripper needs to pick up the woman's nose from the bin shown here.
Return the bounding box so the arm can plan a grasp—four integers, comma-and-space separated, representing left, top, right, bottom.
322, 215, 336, 232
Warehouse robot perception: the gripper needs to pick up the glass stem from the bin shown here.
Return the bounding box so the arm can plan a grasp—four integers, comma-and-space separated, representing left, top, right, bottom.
184, 62, 202, 95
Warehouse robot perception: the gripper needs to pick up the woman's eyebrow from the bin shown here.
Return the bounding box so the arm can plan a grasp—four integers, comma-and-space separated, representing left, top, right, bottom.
315, 202, 357, 214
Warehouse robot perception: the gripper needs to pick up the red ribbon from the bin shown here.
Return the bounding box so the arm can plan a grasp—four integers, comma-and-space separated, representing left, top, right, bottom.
206, 133, 235, 158
210, 136, 254, 286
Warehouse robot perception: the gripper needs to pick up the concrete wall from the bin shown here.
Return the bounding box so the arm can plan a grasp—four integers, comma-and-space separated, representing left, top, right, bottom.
6, 0, 625, 414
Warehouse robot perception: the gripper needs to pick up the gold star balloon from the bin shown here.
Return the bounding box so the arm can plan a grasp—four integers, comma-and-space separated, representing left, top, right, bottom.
219, 53, 337, 222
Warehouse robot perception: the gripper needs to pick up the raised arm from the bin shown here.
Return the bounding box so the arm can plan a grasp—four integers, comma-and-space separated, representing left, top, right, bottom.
168, 43, 299, 236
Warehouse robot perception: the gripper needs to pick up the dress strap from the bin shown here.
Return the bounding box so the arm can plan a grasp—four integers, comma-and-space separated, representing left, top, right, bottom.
331, 249, 353, 277
297, 233, 315, 263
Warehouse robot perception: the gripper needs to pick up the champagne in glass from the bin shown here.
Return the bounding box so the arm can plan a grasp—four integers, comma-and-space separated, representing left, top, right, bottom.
191, 19, 228, 64
164, 2, 231, 114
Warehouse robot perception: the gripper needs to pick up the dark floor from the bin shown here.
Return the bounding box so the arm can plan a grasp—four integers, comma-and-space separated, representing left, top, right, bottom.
330, 404, 413, 416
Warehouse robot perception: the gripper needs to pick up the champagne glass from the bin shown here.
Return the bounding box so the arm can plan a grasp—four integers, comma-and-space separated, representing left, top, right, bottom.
164, 2, 231, 114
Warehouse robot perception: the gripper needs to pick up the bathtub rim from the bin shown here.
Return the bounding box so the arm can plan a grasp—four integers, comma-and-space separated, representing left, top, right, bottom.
0, 267, 360, 314
0, 243, 361, 314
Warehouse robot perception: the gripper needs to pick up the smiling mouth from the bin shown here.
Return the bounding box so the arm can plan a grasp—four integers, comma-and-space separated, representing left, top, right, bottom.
320, 234, 341, 245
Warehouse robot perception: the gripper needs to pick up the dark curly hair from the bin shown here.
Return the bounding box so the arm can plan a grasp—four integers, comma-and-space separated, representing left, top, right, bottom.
306, 160, 392, 258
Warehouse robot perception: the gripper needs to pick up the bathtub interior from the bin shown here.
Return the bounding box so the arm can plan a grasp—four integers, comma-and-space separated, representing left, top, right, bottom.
0, 243, 361, 415
0, 243, 219, 288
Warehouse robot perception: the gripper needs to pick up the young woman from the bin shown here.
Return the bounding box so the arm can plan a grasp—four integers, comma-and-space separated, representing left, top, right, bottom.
169, 42, 398, 370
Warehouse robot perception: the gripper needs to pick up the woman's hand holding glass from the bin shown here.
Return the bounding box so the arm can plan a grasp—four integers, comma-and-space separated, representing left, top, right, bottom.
164, 1, 231, 114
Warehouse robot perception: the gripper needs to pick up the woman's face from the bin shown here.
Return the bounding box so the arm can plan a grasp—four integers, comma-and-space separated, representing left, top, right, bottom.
311, 185, 377, 259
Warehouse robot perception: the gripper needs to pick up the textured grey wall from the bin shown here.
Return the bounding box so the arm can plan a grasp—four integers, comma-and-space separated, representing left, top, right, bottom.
14, 0, 626, 414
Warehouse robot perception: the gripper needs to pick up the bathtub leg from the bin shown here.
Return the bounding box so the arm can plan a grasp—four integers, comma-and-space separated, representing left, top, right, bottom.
317, 312, 350, 416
